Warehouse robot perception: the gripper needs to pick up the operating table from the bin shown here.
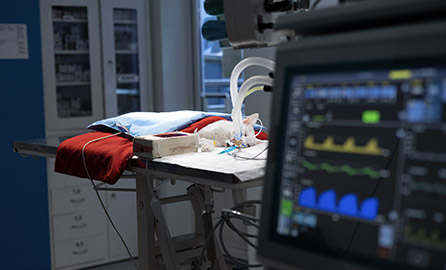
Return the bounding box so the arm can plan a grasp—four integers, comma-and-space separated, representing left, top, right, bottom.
13, 135, 265, 270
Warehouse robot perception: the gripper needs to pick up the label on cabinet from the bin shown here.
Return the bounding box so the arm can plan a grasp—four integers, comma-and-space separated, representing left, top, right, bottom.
51, 185, 102, 215
54, 234, 107, 268
53, 210, 106, 242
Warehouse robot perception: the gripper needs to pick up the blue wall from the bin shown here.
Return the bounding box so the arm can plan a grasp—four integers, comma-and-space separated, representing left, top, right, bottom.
0, 1, 51, 269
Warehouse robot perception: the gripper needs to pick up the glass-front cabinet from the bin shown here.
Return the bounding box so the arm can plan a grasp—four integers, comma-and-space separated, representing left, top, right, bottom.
53, 6, 92, 118
41, 0, 103, 132
101, 0, 148, 117
41, 0, 149, 132
39, 0, 146, 269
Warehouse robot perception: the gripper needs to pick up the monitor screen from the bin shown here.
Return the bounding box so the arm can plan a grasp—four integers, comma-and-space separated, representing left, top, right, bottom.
267, 64, 446, 269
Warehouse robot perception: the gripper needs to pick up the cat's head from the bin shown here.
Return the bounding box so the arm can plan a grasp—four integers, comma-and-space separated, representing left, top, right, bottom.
240, 113, 259, 147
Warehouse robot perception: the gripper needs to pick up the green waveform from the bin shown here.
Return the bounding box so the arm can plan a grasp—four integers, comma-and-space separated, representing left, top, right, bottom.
302, 161, 380, 179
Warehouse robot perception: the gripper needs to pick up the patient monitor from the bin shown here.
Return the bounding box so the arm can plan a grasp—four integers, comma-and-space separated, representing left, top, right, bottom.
258, 0, 446, 269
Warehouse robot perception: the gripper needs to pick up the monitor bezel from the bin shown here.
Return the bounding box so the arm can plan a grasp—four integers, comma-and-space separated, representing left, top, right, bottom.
258, 19, 446, 270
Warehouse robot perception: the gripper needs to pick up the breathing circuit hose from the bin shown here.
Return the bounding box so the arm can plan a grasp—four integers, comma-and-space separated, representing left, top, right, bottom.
229, 57, 275, 141
231, 75, 273, 141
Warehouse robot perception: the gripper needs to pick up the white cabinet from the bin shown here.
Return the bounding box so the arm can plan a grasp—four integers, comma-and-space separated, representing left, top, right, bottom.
100, 0, 150, 117
47, 159, 138, 270
51, 185, 101, 215
53, 234, 108, 269
47, 158, 108, 270
105, 180, 138, 259
40, 0, 104, 132
52, 211, 106, 242
40, 0, 148, 268
40, 0, 150, 133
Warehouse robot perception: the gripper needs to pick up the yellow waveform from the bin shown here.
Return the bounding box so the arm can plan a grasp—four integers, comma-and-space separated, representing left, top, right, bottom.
304, 135, 383, 156
405, 225, 446, 249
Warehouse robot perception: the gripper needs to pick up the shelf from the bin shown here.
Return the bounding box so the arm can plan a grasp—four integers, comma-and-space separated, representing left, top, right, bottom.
55, 50, 89, 55
117, 80, 139, 85
53, 18, 88, 23
204, 54, 223, 61
115, 50, 138, 54
207, 104, 227, 110
204, 78, 243, 87
59, 111, 92, 118
114, 20, 137, 24
56, 81, 90, 87
116, 89, 139, 96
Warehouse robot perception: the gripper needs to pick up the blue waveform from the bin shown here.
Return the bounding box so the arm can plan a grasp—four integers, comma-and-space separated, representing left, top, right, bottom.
298, 187, 379, 220
299, 187, 317, 208
318, 190, 336, 212
360, 198, 379, 220
338, 194, 358, 216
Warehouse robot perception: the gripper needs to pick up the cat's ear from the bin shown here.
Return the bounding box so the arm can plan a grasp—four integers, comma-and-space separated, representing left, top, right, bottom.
243, 113, 259, 127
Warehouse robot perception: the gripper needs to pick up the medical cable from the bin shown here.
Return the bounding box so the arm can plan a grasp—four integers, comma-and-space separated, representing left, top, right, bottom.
230, 146, 269, 161
196, 218, 225, 270
81, 132, 139, 270
221, 217, 259, 238
218, 201, 263, 268
254, 117, 264, 137
222, 220, 258, 249
196, 200, 263, 269
218, 217, 263, 269
220, 208, 261, 223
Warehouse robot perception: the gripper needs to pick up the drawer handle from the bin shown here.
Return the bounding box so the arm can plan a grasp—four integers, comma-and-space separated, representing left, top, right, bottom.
69, 198, 85, 203
71, 223, 87, 229
72, 249, 88, 255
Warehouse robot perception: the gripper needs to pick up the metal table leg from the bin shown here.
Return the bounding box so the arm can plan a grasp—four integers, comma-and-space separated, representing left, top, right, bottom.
135, 165, 255, 270
136, 172, 158, 270
151, 196, 181, 269
202, 185, 227, 270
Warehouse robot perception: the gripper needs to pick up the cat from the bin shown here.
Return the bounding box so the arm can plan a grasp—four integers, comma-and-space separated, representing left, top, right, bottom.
197, 113, 259, 152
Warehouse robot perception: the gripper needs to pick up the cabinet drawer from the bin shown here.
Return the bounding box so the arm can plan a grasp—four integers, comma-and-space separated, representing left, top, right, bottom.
48, 159, 98, 190
52, 185, 102, 215
53, 211, 106, 242
54, 234, 107, 269
47, 159, 80, 189
50, 169, 89, 190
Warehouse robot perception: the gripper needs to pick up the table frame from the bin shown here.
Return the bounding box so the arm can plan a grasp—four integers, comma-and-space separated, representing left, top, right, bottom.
12, 139, 264, 270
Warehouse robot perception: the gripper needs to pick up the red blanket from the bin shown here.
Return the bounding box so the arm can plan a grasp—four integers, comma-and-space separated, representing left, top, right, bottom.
55, 116, 268, 184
